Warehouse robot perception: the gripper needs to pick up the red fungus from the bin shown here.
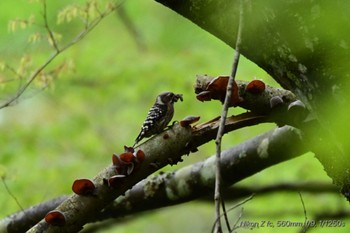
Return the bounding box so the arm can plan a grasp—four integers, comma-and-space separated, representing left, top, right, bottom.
124, 145, 135, 153
196, 91, 212, 101
112, 153, 122, 166
207, 76, 229, 92
72, 179, 95, 196
45, 210, 66, 226
195, 76, 241, 106
246, 80, 266, 94
119, 152, 134, 163
135, 150, 145, 162
180, 115, 200, 127
208, 76, 240, 106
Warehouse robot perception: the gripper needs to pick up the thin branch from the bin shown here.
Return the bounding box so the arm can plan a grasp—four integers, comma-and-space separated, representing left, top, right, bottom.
214, 1, 244, 232
42, 0, 60, 52
1, 176, 24, 212
299, 192, 308, 233
232, 208, 245, 233
212, 195, 255, 233
0, 50, 58, 109
221, 197, 232, 232
4, 64, 25, 80
58, 7, 116, 52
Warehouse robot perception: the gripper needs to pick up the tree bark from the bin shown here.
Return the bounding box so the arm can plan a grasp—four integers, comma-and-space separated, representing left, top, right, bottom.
155, 0, 350, 200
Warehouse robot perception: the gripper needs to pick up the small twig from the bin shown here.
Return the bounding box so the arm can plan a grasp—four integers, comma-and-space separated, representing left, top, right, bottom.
221, 198, 232, 232
1, 176, 24, 212
58, 6, 115, 52
231, 208, 244, 233
4, 64, 25, 80
0, 50, 58, 109
212, 195, 254, 233
214, 0, 244, 232
299, 192, 308, 233
42, 0, 60, 52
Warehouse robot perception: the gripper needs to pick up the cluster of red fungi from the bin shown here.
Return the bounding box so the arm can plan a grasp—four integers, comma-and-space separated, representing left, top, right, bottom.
195, 76, 266, 107
44, 146, 146, 226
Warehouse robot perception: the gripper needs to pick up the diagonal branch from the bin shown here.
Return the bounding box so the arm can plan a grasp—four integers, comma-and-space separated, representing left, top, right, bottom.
42, 0, 60, 52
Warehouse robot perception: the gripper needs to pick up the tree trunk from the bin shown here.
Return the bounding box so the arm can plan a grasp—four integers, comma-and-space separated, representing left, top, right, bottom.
156, 0, 350, 200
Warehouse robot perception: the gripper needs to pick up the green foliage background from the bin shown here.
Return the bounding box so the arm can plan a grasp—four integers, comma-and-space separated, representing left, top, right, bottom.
0, 0, 348, 232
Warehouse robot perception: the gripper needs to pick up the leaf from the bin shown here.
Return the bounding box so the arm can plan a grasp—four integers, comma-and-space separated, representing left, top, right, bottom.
28, 32, 42, 44
57, 5, 79, 24
47, 32, 62, 46
17, 54, 32, 76
8, 20, 17, 32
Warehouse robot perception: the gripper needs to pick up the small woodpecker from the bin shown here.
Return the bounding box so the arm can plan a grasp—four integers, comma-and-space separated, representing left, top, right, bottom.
134, 91, 183, 146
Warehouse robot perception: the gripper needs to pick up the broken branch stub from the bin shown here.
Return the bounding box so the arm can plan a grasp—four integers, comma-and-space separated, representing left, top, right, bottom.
194, 74, 309, 127
195, 74, 297, 114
